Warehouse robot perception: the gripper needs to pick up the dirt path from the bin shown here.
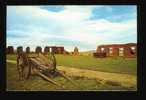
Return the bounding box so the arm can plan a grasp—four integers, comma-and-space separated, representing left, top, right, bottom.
57, 66, 137, 88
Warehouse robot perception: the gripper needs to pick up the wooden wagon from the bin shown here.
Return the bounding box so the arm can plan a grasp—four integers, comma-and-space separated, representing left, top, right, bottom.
16, 52, 76, 89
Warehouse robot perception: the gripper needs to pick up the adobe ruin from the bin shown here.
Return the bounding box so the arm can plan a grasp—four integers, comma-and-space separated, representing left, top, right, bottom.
7, 46, 14, 54
17, 46, 23, 54
44, 46, 50, 54
73, 47, 79, 55
35, 46, 42, 54
44, 46, 64, 54
51, 46, 64, 54
26, 47, 30, 54
7, 46, 66, 54
94, 43, 137, 58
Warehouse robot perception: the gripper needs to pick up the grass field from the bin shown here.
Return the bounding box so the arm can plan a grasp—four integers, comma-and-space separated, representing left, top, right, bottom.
56, 54, 137, 75
6, 54, 137, 91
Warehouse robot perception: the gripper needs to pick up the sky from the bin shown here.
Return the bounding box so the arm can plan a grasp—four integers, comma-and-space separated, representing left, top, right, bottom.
7, 5, 137, 51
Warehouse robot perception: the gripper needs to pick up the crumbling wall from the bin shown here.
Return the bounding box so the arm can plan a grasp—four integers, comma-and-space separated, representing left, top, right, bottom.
95, 43, 137, 58
73, 47, 79, 55
49, 46, 64, 54
93, 52, 106, 58
17, 46, 23, 54
7, 46, 14, 54
35, 46, 42, 54
26, 47, 30, 54
44, 46, 50, 54
7, 46, 67, 55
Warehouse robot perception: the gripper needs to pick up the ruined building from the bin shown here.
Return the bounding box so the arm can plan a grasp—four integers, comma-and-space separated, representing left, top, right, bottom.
44, 46, 50, 54
35, 46, 42, 54
17, 46, 23, 54
43, 46, 64, 54
7, 46, 66, 55
73, 47, 79, 55
51, 46, 64, 54
26, 47, 30, 54
7, 46, 14, 54
94, 43, 137, 58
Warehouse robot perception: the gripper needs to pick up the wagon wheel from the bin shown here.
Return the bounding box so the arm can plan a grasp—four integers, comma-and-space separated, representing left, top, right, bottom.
17, 53, 31, 80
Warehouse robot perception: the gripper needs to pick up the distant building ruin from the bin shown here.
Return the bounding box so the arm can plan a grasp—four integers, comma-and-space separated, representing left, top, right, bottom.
26, 47, 30, 54
7, 46, 14, 54
94, 43, 137, 58
43, 46, 64, 54
17, 46, 23, 54
73, 47, 79, 55
51, 46, 64, 54
6, 46, 68, 55
35, 46, 42, 54
44, 46, 50, 54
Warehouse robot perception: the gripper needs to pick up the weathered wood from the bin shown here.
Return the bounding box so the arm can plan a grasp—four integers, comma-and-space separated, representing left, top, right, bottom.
17, 52, 29, 80
56, 70, 78, 87
29, 58, 49, 71
35, 57, 47, 65
35, 70, 64, 89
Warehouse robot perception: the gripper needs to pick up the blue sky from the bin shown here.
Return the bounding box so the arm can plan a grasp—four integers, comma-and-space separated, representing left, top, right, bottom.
7, 5, 137, 51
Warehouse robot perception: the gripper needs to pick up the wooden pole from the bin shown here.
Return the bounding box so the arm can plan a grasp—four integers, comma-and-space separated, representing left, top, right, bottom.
35, 70, 64, 89
56, 70, 78, 87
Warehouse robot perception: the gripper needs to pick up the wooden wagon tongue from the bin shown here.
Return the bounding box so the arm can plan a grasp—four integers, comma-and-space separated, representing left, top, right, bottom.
33, 69, 64, 89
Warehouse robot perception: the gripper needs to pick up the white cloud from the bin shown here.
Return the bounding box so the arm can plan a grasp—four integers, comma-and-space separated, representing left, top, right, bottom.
7, 6, 137, 51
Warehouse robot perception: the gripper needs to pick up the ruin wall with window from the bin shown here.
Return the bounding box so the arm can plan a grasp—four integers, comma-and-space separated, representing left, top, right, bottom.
95, 43, 137, 58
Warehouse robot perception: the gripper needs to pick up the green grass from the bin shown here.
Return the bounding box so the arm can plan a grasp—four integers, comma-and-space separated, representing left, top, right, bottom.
6, 54, 137, 91
7, 54, 17, 60
56, 54, 137, 75
7, 54, 137, 75
7, 62, 135, 91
